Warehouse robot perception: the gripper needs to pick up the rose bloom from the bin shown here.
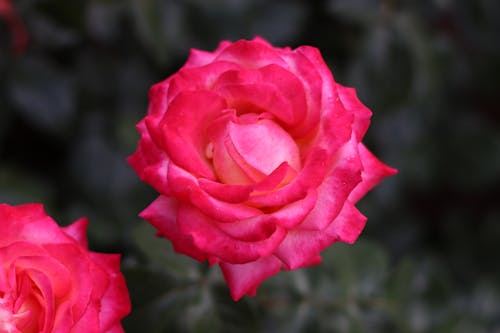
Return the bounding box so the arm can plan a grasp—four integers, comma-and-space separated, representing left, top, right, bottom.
128, 37, 396, 300
0, 203, 130, 332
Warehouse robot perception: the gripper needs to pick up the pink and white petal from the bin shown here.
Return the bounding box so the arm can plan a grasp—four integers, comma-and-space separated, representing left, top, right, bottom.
215, 82, 295, 125
62, 218, 89, 249
336, 84, 372, 140
141, 159, 172, 196
140, 196, 208, 262
299, 136, 363, 230
275, 202, 366, 270
184, 40, 232, 67
146, 80, 169, 117
159, 90, 226, 179
328, 202, 368, 245
248, 148, 329, 207
215, 190, 315, 241
253, 162, 297, 192
127, 119, 169, 181
172, 61, 241, 93
0, 203, 45, 245
259, 64, 308, 126
24, 269, 56, 333
176, 203, 287, 264
167, 163, 261, 222
267, 189, 318, 229
13, 254, 72, 299
281, 48, 323, 139
42, 244, 95, 320
198, 178, 253, 203
348, 144, 398, 204
68, 301, 100, 333
214, 39, 288, 69
219, 256, 282, 301
228, 119, 301, 175
213, 216, 279, 242
88, 253, 131, 332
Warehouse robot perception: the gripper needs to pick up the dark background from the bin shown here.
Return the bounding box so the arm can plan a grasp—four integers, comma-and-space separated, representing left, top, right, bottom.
1, 0, 499, 332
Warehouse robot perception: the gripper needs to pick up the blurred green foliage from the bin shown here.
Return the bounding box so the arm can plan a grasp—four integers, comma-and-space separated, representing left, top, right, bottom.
1, 0, 499, 332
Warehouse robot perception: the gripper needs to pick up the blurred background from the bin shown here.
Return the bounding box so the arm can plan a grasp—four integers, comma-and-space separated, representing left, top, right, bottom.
1, 0, 499, 332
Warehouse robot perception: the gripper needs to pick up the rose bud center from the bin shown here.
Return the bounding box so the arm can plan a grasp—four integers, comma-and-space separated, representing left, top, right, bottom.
207, 116, 301, 185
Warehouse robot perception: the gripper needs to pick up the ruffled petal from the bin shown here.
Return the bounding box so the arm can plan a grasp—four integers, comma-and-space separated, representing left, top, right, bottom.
274, 201, 366, 270
89, 253, 131, 332
248, 148, 328, 207
127, 119, 172, 195
336, 84, 372, 140
299, 135, 363, 230
214, 39, 288, 69
281, 47, 323, 139
228, 119, 301, 176
176, 203, 287, 264
62, 218, 89, 249
158, 90, 226, 179
140, 196, 208, 262
167, 163, 261, 221
198, 178, 253, 203
348, 144, 398, 203
219, 256, 282, 301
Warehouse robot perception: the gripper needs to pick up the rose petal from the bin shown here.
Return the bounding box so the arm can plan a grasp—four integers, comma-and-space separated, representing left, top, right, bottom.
248, 148, 328, 207
281, 48, 323, 138
299, 135, 363, 230
214, 39, 288, 69
228, 119, 301, 176
89, 253, 131, 332
140, 196, 208, 262
24, 269, 56, 332
198, 178, 253, 203
253, 162, 298, 192
167, 163, 261, 221
158, 90, 227, 179
336, 84, 372, 140
275, 201, 366, 270
62, 218, 89, 249
127, 119, 172, 195
348, 143, 398, 203
219, 256, 282, 301
176, 203, 287, 264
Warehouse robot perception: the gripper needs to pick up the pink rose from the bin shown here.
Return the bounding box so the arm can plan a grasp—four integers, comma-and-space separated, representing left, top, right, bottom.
0, 203, 130, 332
128, 37, 396, 300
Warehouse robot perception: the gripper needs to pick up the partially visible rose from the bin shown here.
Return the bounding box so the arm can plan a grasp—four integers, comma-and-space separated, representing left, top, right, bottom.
0, 0, 28, 55
128, 37, 397, 300
0, 203, 130, 332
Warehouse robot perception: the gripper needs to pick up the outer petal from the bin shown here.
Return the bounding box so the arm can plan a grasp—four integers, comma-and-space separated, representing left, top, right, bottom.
348, 144, 398, 203
127, 119, 172, 195
214, 39, 288, 69
62, 218, 89, 249
299, 135, 363, 230
140, 196, 208, 262
89, 253, 131, 332
167, 163, 261, 222
219, 256, 282, 301
215, 189, 317, 241
176, 203, 287, 264
274, 201, 367, 270
336, 84, 372, 140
